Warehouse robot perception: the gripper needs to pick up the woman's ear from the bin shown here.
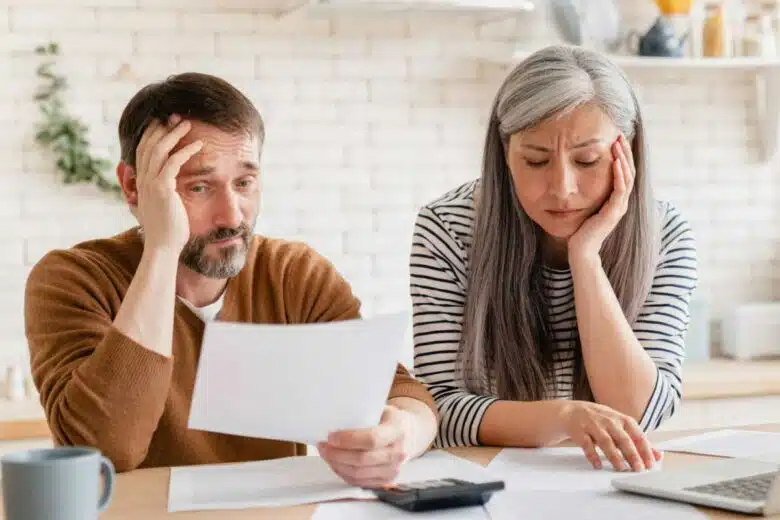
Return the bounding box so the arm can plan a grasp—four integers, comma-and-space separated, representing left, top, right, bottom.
116, 161, 138, 206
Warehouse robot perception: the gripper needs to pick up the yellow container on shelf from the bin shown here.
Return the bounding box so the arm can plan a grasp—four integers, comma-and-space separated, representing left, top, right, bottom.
702, 3, 726, 56
655, 0, 693, 15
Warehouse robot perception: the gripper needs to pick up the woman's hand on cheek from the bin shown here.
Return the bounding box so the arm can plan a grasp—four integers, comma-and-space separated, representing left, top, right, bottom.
568, 133, 635, 262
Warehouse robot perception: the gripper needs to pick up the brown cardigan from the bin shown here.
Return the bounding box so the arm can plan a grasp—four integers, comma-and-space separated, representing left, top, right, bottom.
24, 228, 436, 472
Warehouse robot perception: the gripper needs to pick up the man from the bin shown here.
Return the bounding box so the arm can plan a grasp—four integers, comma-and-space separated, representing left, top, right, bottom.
23, 72, 438, 488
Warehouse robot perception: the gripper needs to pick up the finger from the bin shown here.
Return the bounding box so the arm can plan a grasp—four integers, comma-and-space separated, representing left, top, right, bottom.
136, 120, 167, 181
168, 113, 181, 127
327, 415, 404, 451
324, 463, 364, 488
590, 427, 627, 472
653, 448, 663, 461
579, 434, 602, 470
318, 440, 405, 468
620, 133, 635, 172
146, 119, 194, 179
358, 477, 402, 489
598, 159, 623, 220
619, 136, 636, 192
138, 126, 173, 187
613, 157, 627, 197
623, 418, 655, 469
136, 118, 160, 158
606, 420, 644, 472
327, 460, 401, 487
159, 140, 203, 183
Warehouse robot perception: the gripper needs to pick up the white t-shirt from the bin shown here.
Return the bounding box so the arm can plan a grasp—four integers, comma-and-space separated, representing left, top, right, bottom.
179, 291, 226, 322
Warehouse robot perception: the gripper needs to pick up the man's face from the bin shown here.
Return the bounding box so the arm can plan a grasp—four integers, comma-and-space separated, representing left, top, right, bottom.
172, 120, 261, 279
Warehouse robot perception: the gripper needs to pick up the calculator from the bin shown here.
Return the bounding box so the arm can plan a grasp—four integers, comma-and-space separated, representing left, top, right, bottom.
371, 478, 505, 512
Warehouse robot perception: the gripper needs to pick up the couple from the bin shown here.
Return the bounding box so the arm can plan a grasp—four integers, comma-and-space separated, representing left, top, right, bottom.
23, 44, 697, 488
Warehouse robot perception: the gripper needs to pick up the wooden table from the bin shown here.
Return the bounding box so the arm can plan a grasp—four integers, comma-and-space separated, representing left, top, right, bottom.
3, 423, 777, 519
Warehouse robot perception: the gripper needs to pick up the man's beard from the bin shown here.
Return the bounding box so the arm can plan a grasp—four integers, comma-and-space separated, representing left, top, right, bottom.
179, 223, 253, 279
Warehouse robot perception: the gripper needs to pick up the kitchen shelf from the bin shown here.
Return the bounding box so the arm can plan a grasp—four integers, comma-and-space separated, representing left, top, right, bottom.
507, 49, 780, 164
276, 0, 535, 21
512, 49, 780, 69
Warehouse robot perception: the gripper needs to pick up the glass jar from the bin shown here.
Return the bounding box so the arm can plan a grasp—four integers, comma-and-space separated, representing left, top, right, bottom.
690, 0, 744, 57
742, 2, 779, 57
742, 14, 764, 56
703, 2, 728, 56
759, 12, 778, 56
758, 0, 780, 54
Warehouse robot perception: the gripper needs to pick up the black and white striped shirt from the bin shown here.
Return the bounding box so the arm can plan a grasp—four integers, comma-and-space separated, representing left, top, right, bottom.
410, 179, 698, 448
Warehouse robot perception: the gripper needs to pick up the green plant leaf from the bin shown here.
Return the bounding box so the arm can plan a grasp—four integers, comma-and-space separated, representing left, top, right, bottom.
32, 41, 120, 197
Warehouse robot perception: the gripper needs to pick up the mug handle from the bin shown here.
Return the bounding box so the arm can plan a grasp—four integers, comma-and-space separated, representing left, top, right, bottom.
97, 455, 116, 512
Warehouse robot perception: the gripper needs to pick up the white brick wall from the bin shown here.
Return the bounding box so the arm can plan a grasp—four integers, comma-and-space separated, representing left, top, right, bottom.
0, 0, 776, 373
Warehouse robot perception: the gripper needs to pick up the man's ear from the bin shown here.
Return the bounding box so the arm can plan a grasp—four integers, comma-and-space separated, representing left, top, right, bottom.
116, 161, 138, 206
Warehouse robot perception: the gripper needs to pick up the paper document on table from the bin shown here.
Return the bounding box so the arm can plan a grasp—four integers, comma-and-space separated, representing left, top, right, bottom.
187, 312, 407, 445
485, 447, 700, 520
168, 451, 497, 513
656, 429, 780, 462
312, 501, 489, 520
168, 455, 369, 512
486, 446, 663, 492
485, 489, 708, 520
392, 449, 497, 484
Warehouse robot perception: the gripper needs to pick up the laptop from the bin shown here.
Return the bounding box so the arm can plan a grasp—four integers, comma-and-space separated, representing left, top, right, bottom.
611, 457, 780, 516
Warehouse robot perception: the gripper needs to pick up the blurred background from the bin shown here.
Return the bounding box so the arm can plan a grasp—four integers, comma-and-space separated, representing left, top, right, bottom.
0, 0, 778, 446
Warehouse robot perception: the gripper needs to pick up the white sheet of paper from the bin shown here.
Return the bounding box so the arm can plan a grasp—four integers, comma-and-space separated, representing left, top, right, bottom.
312, 501, 489, 520
486, 489, 708, 520
485, 447, 702, 520
187, 312, 408, 445
168, 451, 497, 512
656, 429, 780, 461
486, 447, 663, 492
392, 450, 497, 484
168, 455, 368, 512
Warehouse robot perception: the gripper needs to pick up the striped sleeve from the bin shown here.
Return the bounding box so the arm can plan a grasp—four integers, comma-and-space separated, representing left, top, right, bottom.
409, 206, 498, 448
635, 203, 698, 432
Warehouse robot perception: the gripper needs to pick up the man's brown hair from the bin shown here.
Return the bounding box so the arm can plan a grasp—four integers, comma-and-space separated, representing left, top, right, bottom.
118, 72, 264, 167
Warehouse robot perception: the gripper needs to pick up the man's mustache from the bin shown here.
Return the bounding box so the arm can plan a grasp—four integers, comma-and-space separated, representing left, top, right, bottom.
206, 225, 251, 243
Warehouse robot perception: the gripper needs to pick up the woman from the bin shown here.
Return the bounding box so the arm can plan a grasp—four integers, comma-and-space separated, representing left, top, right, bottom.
409, 45, 697, 473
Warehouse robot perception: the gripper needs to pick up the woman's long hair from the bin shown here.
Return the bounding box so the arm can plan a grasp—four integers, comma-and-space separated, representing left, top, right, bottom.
457, 45, 660, 401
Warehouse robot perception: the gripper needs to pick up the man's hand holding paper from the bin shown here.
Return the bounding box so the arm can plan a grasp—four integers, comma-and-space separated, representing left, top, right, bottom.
187, 312, 437, 487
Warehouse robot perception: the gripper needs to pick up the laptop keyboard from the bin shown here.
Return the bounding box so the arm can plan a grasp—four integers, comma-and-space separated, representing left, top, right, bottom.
684, 472, 777, 502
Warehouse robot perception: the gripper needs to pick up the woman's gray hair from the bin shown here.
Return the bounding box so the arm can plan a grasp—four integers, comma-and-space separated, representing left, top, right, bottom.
457, 44, 660, 401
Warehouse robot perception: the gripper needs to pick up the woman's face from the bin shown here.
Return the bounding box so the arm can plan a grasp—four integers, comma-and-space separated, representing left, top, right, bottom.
505, 103, 622, 243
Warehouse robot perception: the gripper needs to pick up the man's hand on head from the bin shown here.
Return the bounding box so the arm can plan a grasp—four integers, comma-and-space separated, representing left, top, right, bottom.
134, 114, 202, 255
